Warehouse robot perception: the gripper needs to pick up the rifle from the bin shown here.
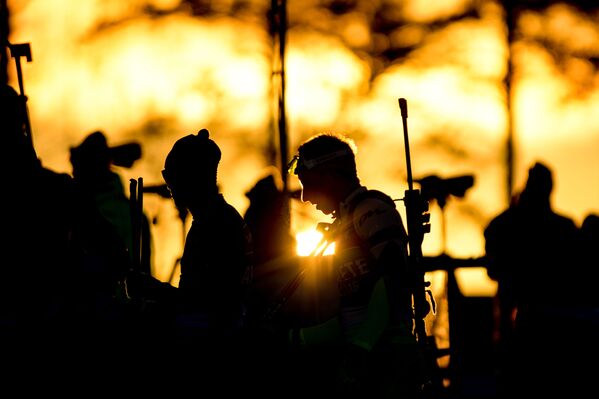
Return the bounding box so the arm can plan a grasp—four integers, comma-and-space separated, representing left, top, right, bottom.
129, 177, 144, 274
127, 177, 178, 329
398, 98, 447, 397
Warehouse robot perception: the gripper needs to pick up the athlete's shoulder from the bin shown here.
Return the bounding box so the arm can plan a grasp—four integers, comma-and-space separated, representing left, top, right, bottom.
351, 189, 403, 238
347, 188, 393, 208
350, 189, 396, 213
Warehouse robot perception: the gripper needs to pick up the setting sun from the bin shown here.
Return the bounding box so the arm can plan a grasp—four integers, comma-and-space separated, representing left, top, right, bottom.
295, 229, 335, 257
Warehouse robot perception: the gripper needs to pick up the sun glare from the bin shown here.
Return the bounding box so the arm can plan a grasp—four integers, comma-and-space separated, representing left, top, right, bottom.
296, 229, 335, 257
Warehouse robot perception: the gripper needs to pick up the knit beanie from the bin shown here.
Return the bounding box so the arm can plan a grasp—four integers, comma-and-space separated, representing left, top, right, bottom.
163, 128, 221, 187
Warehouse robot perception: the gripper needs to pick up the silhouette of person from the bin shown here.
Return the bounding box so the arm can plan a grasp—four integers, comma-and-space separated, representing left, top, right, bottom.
483, 161, 581, 397
569, 212, 599, 388
70, 130, 152, 276
1, 84, 74, 339
580, 213, 599, 307
1, 84, 133, 359
243, 171, 296, 267
161, 128, 254, 388
284, 132, 425, 398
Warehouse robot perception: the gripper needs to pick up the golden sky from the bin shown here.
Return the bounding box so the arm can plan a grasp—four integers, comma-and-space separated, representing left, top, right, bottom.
7, 0, 599, 284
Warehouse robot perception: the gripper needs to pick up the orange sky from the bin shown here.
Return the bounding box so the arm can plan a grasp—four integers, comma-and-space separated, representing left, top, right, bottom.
6, 0, 599, 286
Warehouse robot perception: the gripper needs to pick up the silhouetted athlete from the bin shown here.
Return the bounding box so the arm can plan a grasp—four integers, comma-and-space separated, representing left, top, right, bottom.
484, 161, 582, 397
2, 84, 75, 339
162, 128, 254, 390
70, 130, 152, 275
285, 132, 425, 399
1, 84, 132, 359
580, 213, 599, 307
243, 172, 296, 267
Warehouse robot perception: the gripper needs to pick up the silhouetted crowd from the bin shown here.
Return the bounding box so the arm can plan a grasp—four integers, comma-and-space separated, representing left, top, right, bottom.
2, 82, 598, 397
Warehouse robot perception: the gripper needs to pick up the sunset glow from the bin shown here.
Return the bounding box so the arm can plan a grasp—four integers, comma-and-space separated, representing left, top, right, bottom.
6, 0, 598, 293
295, 229, 335, 257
